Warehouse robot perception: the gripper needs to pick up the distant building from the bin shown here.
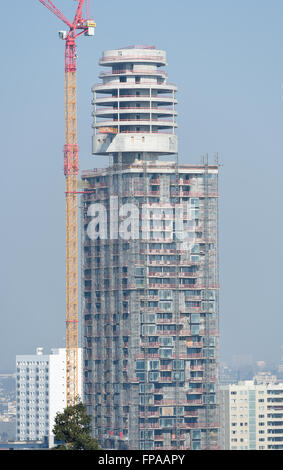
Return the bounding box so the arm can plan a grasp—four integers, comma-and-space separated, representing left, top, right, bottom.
277, 346, 283, 379
220, 380, 283, 450
219, 363, 238, 385
16, 347, 82, 442
0, 404, 8, 415
232, 355, 253, 368
254, 372, 278, 385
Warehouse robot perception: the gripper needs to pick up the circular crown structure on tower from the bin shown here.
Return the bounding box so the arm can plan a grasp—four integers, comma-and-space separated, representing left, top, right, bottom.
92, 45, 178, 157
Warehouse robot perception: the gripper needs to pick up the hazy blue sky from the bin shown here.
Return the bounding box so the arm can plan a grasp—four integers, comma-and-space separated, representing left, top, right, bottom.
1, 0, 283, 371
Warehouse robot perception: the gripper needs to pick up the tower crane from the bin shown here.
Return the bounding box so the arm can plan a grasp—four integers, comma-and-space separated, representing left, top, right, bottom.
37, 0, 95, 405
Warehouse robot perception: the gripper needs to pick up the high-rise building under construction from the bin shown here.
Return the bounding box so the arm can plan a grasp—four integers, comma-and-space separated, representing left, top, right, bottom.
81, 46, 220, 450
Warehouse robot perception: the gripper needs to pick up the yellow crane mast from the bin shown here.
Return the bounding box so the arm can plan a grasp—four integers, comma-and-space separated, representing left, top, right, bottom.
37, 0, 95, 404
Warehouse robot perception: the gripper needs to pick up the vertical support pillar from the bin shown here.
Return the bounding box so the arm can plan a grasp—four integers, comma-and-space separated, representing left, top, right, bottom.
65, 63, 79, 405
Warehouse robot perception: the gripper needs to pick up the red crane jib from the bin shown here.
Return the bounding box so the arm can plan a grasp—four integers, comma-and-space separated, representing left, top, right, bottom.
38, 1, 94, 72
38, 1, 91, 38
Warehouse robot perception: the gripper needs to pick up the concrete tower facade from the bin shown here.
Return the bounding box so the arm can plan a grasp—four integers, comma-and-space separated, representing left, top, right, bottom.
92, 45, 177, 161
82, 46, 220, 450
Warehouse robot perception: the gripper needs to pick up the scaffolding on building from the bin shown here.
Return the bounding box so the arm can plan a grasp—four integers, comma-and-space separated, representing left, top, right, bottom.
81, 46, 220, 451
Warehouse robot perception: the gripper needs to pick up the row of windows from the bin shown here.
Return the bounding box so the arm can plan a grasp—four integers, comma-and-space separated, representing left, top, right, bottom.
17, 377, 49, 382
90, 174, 214, 183
17, 406, 48, 412
136, 360, 185, 370
17, 393, 49, 399
18, 419, 49, 426
18, 422, 48, 427
231, 414, 266, 419
231, 390, 283, 396
18, 430, 46, 436
17, 362, 48, 366
136, 371, 185, 382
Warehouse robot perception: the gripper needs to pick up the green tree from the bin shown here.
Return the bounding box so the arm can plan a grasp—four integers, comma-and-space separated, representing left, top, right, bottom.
52, 401, 100, 450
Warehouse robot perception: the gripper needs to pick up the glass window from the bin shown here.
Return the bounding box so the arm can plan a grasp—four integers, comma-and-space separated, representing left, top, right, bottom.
136, 361, 145, 370
160, 348, 173, 358
136, 372, 145, 381
149, 360, 160, 370
160, 337, 173, 346
149, 372, 159, 382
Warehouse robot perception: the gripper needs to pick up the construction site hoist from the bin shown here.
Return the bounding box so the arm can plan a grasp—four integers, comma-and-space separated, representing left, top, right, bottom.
37, 0, 96, 405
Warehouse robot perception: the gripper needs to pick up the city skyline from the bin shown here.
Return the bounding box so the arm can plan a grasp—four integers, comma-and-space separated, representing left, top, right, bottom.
1, 0, 283, 373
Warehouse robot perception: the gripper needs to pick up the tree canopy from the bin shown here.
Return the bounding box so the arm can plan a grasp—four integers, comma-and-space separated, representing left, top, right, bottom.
52, 401, 101, 450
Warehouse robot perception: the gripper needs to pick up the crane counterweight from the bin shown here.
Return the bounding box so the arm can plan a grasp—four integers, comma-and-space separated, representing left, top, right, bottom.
59, 31, 67, 40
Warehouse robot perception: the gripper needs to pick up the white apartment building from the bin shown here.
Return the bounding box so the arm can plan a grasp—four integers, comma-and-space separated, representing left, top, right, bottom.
16, 347, 82, 442
220, 380, 283, 450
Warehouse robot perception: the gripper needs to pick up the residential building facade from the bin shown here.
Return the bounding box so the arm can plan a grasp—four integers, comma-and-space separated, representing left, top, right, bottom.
220, 380, 283, 450
16, 347, 82, 442
82, 45, 220, 450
